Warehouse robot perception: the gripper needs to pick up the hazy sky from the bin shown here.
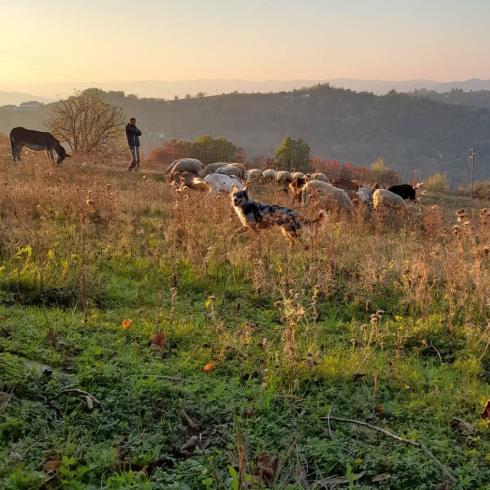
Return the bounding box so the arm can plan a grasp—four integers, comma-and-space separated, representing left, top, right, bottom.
2, 0, 490, 91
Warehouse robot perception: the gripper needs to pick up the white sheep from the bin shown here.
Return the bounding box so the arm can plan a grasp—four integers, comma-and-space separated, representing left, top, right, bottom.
216, 165, 244, 180
291, 171, 306, 180
276, 170, 292, 185
204, 173, 245, 193
373, 189, 406, 210
301, 180, 354, 212
201, 162, 227, 177
262, 169, 276, 182
357, 187, 373, 205
173, 172, 209, 192
168, 158, 204, 176
246, 168, 263, 183
310, 172, 329, 183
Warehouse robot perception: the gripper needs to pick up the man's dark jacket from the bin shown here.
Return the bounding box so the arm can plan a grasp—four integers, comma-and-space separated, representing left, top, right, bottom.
125, 124, 142, 147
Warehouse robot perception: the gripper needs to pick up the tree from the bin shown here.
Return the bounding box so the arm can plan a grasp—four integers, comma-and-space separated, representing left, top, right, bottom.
149, 135, 240, 166
275, 135, 310, 171
370, 157, 400, 185
149, 138, 192, 164
47, 90, 124, 153
425, 172, 450, 192
190, 135, 238, 165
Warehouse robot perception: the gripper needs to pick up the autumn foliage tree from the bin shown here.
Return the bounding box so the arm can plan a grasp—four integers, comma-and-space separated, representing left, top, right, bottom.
150, 135, 239, 165
47, 90, 125, 153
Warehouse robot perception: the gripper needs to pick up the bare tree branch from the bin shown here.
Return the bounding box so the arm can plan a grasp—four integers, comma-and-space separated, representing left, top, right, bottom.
46, 90, 124, 154
324, 415, 457, 485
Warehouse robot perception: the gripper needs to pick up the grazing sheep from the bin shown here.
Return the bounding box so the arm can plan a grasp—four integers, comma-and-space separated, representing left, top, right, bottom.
373, 189, 406, 210
227, 162, 247, 180
204, 173, 245, 193
310, 172, 329, 183
216, 165, 245, 180
173, 172, 209, 192
246, 168, 263, 183
357, 187, 373, 206
262, 169, 276, 183
291, 171, 306, 180
388, 184, 416, 201
201, 162, 227, 177
289, 175, 307, 202
168, 158, 204, 176
276, 170, 292, 185
301, 180, 354, 213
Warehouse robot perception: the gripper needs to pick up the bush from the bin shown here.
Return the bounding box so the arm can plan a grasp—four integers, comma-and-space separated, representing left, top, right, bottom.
425, 172, 450, 192
149, 135, 239, 166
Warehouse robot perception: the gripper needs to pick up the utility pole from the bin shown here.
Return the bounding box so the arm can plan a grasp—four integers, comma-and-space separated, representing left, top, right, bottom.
468, 148, 478, 199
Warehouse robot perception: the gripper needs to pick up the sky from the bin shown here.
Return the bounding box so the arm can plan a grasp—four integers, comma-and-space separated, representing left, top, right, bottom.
2, 0, 490, 94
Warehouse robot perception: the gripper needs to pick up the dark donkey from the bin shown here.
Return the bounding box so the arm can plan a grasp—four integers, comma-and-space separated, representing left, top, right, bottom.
10, 127, 71, 166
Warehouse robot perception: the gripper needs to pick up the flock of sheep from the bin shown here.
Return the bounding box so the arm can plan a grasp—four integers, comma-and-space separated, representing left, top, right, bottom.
165, 158, 423, 214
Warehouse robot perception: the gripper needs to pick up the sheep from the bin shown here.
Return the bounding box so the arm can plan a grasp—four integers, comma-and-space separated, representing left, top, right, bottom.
388, 184, 416, 201
373, 189, 406, 210
246, 168, 263, 183
204, 173, 245, 193
201, 162, 226, 177
226, 162, 247, 180
291, 171, 306, 180
289, 175, 307, 202
168, 158, 204, 176
310, 172, 329, 183
216, 165, 244, 180
357, 187, 373, 206
301, 180, 354, 213
262, 169, 276, 183
276, 170, 292, 184
172, 172, 209, 192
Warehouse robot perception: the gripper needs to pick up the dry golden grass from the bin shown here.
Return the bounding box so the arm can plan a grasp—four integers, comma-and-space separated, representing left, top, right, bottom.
0, 152, 488, 330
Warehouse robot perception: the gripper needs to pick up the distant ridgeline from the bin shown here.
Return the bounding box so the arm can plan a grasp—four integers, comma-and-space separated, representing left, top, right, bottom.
1, 84, 490, 184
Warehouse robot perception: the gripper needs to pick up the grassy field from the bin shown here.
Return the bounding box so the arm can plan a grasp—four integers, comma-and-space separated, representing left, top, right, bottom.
0, 155, 489, 489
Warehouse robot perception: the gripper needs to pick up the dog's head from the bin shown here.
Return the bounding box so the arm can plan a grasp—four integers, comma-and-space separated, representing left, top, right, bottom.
231, 185, 249, 207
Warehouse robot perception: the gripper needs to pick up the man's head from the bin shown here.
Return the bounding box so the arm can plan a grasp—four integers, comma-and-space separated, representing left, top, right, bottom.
129, 117, 136, 125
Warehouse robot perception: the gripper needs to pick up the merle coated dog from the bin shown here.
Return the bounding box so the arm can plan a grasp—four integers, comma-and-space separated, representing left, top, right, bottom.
231, 186, 326, 242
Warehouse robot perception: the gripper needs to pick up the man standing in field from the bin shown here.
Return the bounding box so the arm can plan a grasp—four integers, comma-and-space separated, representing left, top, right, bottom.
125, 117, 142, 171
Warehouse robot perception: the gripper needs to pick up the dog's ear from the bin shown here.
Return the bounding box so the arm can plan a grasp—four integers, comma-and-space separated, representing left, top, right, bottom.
243, 184, 249, 193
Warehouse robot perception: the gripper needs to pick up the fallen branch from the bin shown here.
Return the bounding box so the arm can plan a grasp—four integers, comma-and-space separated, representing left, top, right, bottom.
324, 415, 457, 486
61, 388, 101, 405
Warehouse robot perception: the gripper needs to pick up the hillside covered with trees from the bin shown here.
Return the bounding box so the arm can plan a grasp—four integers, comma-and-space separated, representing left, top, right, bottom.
1, 84, 490, 183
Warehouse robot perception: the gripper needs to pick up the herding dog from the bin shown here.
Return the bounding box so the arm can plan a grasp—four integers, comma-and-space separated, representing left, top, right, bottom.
231, 186, 326, 242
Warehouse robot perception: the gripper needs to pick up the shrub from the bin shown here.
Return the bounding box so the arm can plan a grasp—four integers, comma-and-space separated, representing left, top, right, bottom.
425, 172, 450, 192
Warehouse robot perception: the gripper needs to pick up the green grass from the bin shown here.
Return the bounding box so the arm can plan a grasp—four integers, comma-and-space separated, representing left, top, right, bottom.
0, 161, 488, 489
1, 255, 488, 489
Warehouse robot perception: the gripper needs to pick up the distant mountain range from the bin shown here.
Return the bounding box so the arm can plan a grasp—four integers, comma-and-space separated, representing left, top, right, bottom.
0, 91, 53, 107
3, 78, 490, 104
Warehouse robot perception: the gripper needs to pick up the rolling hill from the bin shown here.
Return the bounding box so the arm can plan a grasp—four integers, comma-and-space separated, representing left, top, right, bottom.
1, 84, 490, 184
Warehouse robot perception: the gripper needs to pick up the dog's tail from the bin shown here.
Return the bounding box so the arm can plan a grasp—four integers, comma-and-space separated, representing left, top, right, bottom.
305, 209, 327, 226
